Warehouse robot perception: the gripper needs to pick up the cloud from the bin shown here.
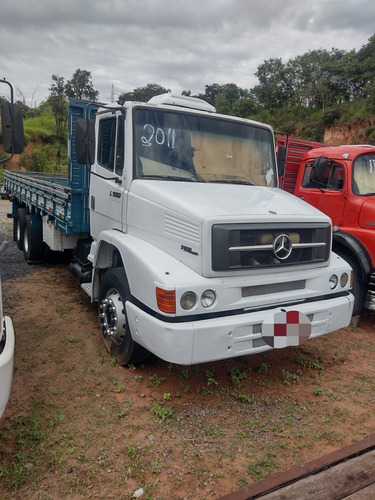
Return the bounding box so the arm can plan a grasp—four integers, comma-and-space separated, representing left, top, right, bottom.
1, 0, 373, 106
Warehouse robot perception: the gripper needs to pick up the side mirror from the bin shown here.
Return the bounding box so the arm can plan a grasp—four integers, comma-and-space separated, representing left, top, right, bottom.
1, 102, 24, 154
75, 118, 95, 165
311, 156, 329, 186
276, 144, 286, 178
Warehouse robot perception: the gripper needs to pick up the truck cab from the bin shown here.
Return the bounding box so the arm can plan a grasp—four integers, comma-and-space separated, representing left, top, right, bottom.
3, 92, 354, 366
293, 145, 375, 315
74, 95, 353, 365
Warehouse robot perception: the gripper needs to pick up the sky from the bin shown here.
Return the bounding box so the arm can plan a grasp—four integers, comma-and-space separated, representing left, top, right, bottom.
1, 0, 374, 106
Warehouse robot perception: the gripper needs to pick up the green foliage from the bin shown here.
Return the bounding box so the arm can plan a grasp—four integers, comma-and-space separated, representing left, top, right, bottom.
118, 83, 170, 103
149, 373, 166, 386
366, 125, 375, 143
24, 114, 56, 143
320, 108, 342, 126
65, 69, 99, 101
48, 75, 68, 138
230, 366, 248, 387
151, 402, 175, 421
13, 108, 68, 172
30, 145, 48, 171
247, 451, 279, 480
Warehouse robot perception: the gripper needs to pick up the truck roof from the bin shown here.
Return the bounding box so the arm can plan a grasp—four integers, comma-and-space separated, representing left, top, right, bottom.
305, 144, 375, 161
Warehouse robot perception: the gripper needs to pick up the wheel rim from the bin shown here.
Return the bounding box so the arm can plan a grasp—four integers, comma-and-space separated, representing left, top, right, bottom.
99, 288, 127, 346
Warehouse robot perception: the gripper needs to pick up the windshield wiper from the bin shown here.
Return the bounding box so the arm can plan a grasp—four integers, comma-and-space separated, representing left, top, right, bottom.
143, 175, 198, 182
208, 179, 254, 186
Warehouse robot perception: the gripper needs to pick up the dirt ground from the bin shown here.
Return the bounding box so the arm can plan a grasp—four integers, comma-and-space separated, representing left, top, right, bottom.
0, 199, 375, 499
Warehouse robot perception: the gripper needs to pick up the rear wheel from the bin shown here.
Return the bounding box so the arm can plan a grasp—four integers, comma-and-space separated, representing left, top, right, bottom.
23, 214, 44, 262
98, 267, 150, 366
14, 208, 27, 250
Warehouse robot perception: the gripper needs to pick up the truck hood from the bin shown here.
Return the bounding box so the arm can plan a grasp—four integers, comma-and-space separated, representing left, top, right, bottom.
129, 180, 326, 221
127, 180, 331, 277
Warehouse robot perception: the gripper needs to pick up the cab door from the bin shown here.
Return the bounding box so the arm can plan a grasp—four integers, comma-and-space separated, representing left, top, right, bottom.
296, 158, 347, 228
89, 112, 126, 239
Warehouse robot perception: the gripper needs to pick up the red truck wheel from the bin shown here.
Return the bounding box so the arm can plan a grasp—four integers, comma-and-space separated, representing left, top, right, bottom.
345, 254, 365, 317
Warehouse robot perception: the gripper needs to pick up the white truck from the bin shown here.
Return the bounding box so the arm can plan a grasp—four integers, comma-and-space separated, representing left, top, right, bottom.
1, 85, 354, 366
0, 242, 15, 419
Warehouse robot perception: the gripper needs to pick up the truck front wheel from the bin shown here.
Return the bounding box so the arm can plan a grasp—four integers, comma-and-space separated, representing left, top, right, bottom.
344, 254, 366, 317
98, 267, 150, 366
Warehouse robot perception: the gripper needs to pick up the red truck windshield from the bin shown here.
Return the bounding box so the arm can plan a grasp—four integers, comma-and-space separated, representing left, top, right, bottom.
353, 153, 375, 195
134, 108, 277, 187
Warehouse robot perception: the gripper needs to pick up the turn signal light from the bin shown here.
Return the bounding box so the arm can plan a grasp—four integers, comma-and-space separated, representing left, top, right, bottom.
156, 287, 176, 314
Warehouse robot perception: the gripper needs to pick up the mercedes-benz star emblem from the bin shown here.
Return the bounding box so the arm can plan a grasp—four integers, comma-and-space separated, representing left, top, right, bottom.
273, 234, 293, 260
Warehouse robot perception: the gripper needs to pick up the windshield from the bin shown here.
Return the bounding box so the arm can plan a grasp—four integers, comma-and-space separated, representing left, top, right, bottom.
352, 153, 375, 195
134, 108, 276, 186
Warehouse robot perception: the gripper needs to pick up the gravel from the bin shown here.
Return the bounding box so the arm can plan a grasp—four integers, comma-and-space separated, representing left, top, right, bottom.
0, 199, 37, 282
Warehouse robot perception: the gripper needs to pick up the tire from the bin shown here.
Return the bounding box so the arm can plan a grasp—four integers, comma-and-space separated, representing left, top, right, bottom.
98, 267, 150, 366
14, 208, 27, 250
344, 254, 366, 317
23, 214, 44, 262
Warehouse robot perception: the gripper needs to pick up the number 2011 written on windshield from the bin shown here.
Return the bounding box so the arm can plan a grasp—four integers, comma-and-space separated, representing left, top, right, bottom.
141, 124, 176, 149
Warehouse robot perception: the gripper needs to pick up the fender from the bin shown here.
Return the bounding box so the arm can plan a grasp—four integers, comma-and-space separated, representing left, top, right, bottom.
90, 230, 211, 311
333, 229, 373, 282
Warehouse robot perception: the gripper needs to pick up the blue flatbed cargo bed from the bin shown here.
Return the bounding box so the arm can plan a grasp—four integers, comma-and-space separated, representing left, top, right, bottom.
3, 170, 82, 234
4, 99, 101, 235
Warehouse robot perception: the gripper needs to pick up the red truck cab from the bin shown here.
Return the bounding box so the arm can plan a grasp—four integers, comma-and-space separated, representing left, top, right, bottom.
287, 142, 375, 315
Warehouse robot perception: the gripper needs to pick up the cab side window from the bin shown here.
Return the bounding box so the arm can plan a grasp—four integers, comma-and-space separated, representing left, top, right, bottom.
302, 160, 344, 190
98, 115, 124, 176
329, 164, 345, 190
115, 116, 125, 176
302, 163, 314, 187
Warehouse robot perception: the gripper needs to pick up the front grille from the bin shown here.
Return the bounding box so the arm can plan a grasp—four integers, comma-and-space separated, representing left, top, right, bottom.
242, 279, 306, 297
212, 222, 331, 271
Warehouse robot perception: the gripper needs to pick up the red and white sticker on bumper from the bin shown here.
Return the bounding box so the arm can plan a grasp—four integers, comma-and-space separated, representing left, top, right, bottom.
262, 310, 312, 348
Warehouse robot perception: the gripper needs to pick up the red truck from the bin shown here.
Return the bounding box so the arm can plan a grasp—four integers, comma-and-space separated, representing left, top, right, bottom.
277, 135, 375, 316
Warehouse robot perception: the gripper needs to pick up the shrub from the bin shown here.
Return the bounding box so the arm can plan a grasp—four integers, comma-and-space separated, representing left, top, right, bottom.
321, 108, 342, 126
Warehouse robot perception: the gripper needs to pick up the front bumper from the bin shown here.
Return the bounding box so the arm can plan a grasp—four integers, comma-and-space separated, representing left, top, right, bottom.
0, 316, 15, 419
126, 292, 354, 365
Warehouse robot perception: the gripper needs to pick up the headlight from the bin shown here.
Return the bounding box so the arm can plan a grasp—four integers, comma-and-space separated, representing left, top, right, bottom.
340, 273, 349, 288
329, 274, 338, 289
201, 289, 216, 308
180, 291, 197, 310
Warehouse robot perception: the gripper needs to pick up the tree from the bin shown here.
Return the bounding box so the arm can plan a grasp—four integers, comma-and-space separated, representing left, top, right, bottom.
65, 69, 99, 101
196, 83, 252, 116
252, 58, 289, 110
48, 75, 68, 139
292, 49, 349, 108
355, 34, 375, 102
118, 83, 169, 103
197, 84, 221, 106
